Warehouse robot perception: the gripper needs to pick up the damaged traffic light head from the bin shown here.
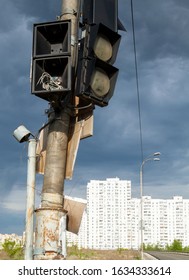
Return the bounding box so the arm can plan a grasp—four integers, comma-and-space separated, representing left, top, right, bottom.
75, 23, 121, 107
31, 20, 72, 102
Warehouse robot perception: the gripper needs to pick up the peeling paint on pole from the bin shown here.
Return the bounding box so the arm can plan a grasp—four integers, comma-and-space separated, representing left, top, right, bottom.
34, 207, 67, 260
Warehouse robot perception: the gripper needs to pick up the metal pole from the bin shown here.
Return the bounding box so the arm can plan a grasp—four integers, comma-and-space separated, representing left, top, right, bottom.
25, 138, 37, 260
140, 165, 143, 260
139, 153, 161, 260
34, 0, 79, 260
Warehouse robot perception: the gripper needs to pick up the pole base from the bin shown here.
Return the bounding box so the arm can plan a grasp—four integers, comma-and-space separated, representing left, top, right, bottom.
34, 207, 67, 260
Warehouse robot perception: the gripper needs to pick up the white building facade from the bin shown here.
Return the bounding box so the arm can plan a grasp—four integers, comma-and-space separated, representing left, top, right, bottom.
67, 178, 189, 250
87, 178, 131, 249
123, 195, 189, 249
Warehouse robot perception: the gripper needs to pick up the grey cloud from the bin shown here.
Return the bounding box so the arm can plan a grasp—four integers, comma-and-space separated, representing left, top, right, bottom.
14, 0, 61, 22
1, 0, 189, 235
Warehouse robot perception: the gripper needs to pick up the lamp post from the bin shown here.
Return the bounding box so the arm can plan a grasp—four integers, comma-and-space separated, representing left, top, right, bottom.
13, 125, 37, 260
140, 152, 161, 259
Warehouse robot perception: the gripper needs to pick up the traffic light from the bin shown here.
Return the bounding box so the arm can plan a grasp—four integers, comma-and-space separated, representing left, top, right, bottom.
31, 20, 72, 102
82, 0, 118, 32
75, 23, 121, 107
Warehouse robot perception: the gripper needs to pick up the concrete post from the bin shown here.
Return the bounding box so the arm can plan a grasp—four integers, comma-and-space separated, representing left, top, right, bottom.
34, 0, 80, 260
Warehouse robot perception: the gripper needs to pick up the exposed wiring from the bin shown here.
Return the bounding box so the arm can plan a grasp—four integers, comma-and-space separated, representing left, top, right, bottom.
36, 121, 53, 136
68, 102, 94, 110
37, 72, 64, 91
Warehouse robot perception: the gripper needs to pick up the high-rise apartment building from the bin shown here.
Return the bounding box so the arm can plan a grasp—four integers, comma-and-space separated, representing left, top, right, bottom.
67, 178, 131, 249
66, 178, 189, 250
87, 178, 131, 249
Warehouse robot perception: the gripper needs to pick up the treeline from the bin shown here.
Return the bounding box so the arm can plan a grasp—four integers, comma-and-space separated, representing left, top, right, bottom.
144, 239, 189, 252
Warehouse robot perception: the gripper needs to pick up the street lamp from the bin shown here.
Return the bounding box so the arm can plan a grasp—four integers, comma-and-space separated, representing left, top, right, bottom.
13, 125, 37, 260
140, 152, 161, 259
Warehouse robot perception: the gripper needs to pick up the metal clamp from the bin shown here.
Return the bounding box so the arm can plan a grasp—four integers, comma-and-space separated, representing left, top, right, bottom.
62, 8, 77, 15
57, 8, 77, 20
34, 247, 62, 255
33, 248, 45, 256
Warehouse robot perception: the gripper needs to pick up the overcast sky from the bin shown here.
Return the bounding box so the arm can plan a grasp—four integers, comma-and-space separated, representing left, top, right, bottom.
1, 0, 189, 235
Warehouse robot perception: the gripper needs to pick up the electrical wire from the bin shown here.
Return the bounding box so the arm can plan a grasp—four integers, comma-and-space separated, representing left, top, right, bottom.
37, 72, 64, 91
130, 0, 144, 163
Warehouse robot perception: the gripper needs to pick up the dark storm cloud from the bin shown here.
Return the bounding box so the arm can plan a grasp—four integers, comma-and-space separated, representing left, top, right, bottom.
0, 208, 25, 234
14, 0, 61, 22
1, 0, 189, 234
121, 0, 189, 61
0, 0, 19, 32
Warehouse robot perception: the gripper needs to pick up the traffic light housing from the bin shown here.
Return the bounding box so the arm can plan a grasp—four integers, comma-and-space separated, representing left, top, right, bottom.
83, 0, 118, 32
31, 20, 72, 102
75, 23, 121, 107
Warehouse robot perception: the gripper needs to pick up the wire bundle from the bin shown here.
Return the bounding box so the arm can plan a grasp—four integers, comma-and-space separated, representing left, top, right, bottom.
37, 72, 63, 91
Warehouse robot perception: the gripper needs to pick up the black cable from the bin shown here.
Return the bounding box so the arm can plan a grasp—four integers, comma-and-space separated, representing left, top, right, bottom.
130, 0, 144, 163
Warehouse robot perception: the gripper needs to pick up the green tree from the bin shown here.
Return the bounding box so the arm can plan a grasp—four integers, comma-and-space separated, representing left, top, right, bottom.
143, 243, 162, 251
2, 239, 23, 260
183, 245, 189, 252
168, 239, 183, 252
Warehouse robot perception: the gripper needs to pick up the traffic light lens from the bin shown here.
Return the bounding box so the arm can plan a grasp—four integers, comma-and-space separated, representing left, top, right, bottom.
94, 34, 113, 62
91, 68, 110, 97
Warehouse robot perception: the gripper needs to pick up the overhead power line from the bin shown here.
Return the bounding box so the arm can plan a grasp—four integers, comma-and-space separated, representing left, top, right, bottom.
130, 0, 144, 163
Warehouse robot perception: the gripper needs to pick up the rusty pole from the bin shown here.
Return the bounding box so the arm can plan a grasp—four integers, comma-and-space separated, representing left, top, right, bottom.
34, 0, 80, 260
